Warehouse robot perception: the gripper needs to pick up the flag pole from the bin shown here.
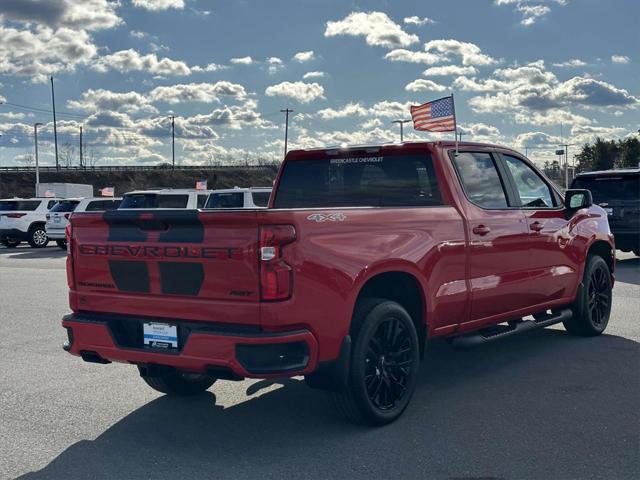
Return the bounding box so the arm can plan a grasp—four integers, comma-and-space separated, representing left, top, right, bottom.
451, 93, 458, 156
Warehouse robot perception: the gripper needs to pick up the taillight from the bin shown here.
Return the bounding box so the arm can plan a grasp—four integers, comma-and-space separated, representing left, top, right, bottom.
6, 213, 26, 218
259, 225, 296, 301
65, 224, 75, 288
46, 214, 51, 220
64, 213, 70, 220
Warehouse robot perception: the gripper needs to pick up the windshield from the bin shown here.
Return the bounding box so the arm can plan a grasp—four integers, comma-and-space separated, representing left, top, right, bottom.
251, 191, 271, 207
206, 192, 244, 208
120, 194, 189, 209
572, 175, 639, 203
0, 200, 41, 211
50, 201, 80, 213
274, 154, 442, 208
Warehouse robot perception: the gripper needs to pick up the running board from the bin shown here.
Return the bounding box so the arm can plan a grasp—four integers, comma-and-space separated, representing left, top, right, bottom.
450, 308, 572, 348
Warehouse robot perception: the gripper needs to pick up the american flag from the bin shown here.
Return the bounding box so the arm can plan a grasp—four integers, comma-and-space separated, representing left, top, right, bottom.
43, 190, 55, 198
195, 180, 208, 190
100, 187, 115, 197
410, 95, 456, 132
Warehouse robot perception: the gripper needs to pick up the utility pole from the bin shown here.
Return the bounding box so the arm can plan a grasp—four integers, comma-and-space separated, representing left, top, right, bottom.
280, 108, 293, 157
457, 131, 467, 142
79, 126, 83, 168
392, 119, 411, 142
169, 115, 175, 168
34, 123, 43, 196
50, 76, 59, 170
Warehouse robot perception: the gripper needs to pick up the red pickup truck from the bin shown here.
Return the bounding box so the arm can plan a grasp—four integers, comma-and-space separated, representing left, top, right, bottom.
62, 141, 615, 425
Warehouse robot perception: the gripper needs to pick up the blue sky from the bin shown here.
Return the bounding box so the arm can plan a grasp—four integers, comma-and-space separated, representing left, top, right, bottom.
0, 0, 638, 166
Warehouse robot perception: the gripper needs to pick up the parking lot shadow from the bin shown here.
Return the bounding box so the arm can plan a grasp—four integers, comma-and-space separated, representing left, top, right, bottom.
616, 256, 640, 285
18, 330, 639, 480
0, 246, 67, 259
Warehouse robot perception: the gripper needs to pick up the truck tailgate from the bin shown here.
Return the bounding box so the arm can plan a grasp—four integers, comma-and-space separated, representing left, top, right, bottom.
69, 210, 261, 325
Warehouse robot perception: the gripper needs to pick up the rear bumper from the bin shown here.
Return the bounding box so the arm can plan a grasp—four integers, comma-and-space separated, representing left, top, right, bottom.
0, 228, 28, 241
62, 313, 319, 378
45, 226, 66, 239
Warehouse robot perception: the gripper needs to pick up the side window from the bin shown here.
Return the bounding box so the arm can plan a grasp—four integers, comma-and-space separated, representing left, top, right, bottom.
452, 152, 509, 209
502, 155, 555, 208
85, 200, 119, 212
47, 201, 57, 209
197, 195, 208, 208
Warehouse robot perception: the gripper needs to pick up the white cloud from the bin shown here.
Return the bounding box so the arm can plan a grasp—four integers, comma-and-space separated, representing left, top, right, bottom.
384, 49, 441, 64
230, 56, 253, 65
149, 81, 247, 104
517, 4, 550, 26
131, 0, 185, 11
293, 50, 315, 62
324, 11, 419, 49
317, 103, 368, 120
265, 56, 284, 74
93, 49, 191, 76
611, 55, 630, 64
0, 0, 121, 31
130, 30, 147, 39
424, 39, 499, 66
191, 63, 226, 73
459, 122, 502, 143
405, 79, 447, 92
403, 16, 435, 26
553, 59, 587, 68
303, 71, 326, 79
67, 89, 157, 113
423, 65, 477, 76
265, 81, 325, 103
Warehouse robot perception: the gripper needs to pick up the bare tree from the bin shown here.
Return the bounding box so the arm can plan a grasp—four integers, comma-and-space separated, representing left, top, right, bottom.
16, 151, 34, 166
60, 142, 76, 167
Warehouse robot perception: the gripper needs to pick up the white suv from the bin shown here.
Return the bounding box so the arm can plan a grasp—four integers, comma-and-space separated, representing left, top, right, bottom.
206, 187, 272, 209
0, 198, 61, 248
119, 189, 212, 209
46, 197, 122, 249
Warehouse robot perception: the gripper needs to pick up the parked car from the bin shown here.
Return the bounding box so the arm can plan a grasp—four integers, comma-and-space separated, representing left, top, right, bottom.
0, 197, 61, 248
206, 187, 272, 209
46, 198, 122, 249
571, 168, 640, 256
62, 141, 614, 425
119, 189, 211, 209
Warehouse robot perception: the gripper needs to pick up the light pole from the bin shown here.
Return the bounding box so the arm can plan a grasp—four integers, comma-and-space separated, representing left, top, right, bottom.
34, 123, 43, 196
392, 119, 411, 142
169, 115, 175, 168
280, 109, 293, 157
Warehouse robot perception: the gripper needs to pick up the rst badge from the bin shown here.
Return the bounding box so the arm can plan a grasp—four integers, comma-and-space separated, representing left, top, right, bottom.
307, 212, 347, 222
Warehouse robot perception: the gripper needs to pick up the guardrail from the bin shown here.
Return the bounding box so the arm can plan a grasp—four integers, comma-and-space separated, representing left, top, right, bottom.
0, 164, 279, 172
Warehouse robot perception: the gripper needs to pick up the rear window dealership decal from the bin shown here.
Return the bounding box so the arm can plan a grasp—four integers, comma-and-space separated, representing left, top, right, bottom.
329, 156, 383, 164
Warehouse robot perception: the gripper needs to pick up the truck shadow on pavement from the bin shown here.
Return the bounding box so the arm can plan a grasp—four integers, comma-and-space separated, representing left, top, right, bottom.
0, 246, 67, 259
18, 330, 639, 480
615, 256, 640, 285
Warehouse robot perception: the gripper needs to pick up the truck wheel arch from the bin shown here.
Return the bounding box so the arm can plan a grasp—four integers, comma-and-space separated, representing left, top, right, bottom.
352, 270, 427, 358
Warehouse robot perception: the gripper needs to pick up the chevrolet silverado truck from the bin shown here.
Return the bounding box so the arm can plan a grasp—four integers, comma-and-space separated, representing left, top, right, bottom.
62, 142, 615, 425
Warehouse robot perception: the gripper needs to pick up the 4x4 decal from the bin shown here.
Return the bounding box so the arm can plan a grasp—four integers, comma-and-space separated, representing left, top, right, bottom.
306, 212, 347, 223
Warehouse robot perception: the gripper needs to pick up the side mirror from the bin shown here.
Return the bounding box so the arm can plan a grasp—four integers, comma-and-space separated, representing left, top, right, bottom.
565, 189, 593, 211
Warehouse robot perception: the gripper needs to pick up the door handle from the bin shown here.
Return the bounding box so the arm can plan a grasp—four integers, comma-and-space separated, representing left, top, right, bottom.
530, 221, 544, 232
472, 225, 491, 236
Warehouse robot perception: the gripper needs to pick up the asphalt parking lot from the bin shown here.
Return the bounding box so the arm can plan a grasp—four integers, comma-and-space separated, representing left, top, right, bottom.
0, 246, 638, 480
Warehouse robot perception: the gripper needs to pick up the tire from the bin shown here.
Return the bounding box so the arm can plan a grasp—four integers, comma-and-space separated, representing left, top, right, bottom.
563, 255, 612, 336
56, 240, 67, 250
138, 367, 216, 396
329, 299, 420, 426
1, 238, 20, 248
634, 249, 640, 257
28, 225, 49, 248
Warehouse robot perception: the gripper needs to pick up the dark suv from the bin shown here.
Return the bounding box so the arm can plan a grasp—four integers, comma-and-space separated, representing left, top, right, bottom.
571, 168, 640, 256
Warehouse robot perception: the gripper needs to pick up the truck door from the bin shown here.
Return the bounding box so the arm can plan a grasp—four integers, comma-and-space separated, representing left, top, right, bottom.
498, 153, 578, 305
450, 151, 532, 329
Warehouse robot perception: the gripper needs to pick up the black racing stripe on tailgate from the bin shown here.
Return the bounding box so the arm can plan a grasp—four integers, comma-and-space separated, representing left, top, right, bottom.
103, 211, 147, 242
158, 262, 204, 295
158, 211, 204, 244
109, 260, 150, 293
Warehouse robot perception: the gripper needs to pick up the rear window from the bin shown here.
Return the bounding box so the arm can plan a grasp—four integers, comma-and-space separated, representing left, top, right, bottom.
572, 175, 639, 203
0, 200, 41, 211
120, 194, 189, 209
50, 201, 80, 213
206, 192, 244, 208
274, 154, 442, 208
252, 191, 271, 207
85, 200, 121, 212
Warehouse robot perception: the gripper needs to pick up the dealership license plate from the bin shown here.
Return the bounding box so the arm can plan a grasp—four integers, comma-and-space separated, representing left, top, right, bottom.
143, 322, 178, 349
54, 216, 61, 223
604, 207, 613, 216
